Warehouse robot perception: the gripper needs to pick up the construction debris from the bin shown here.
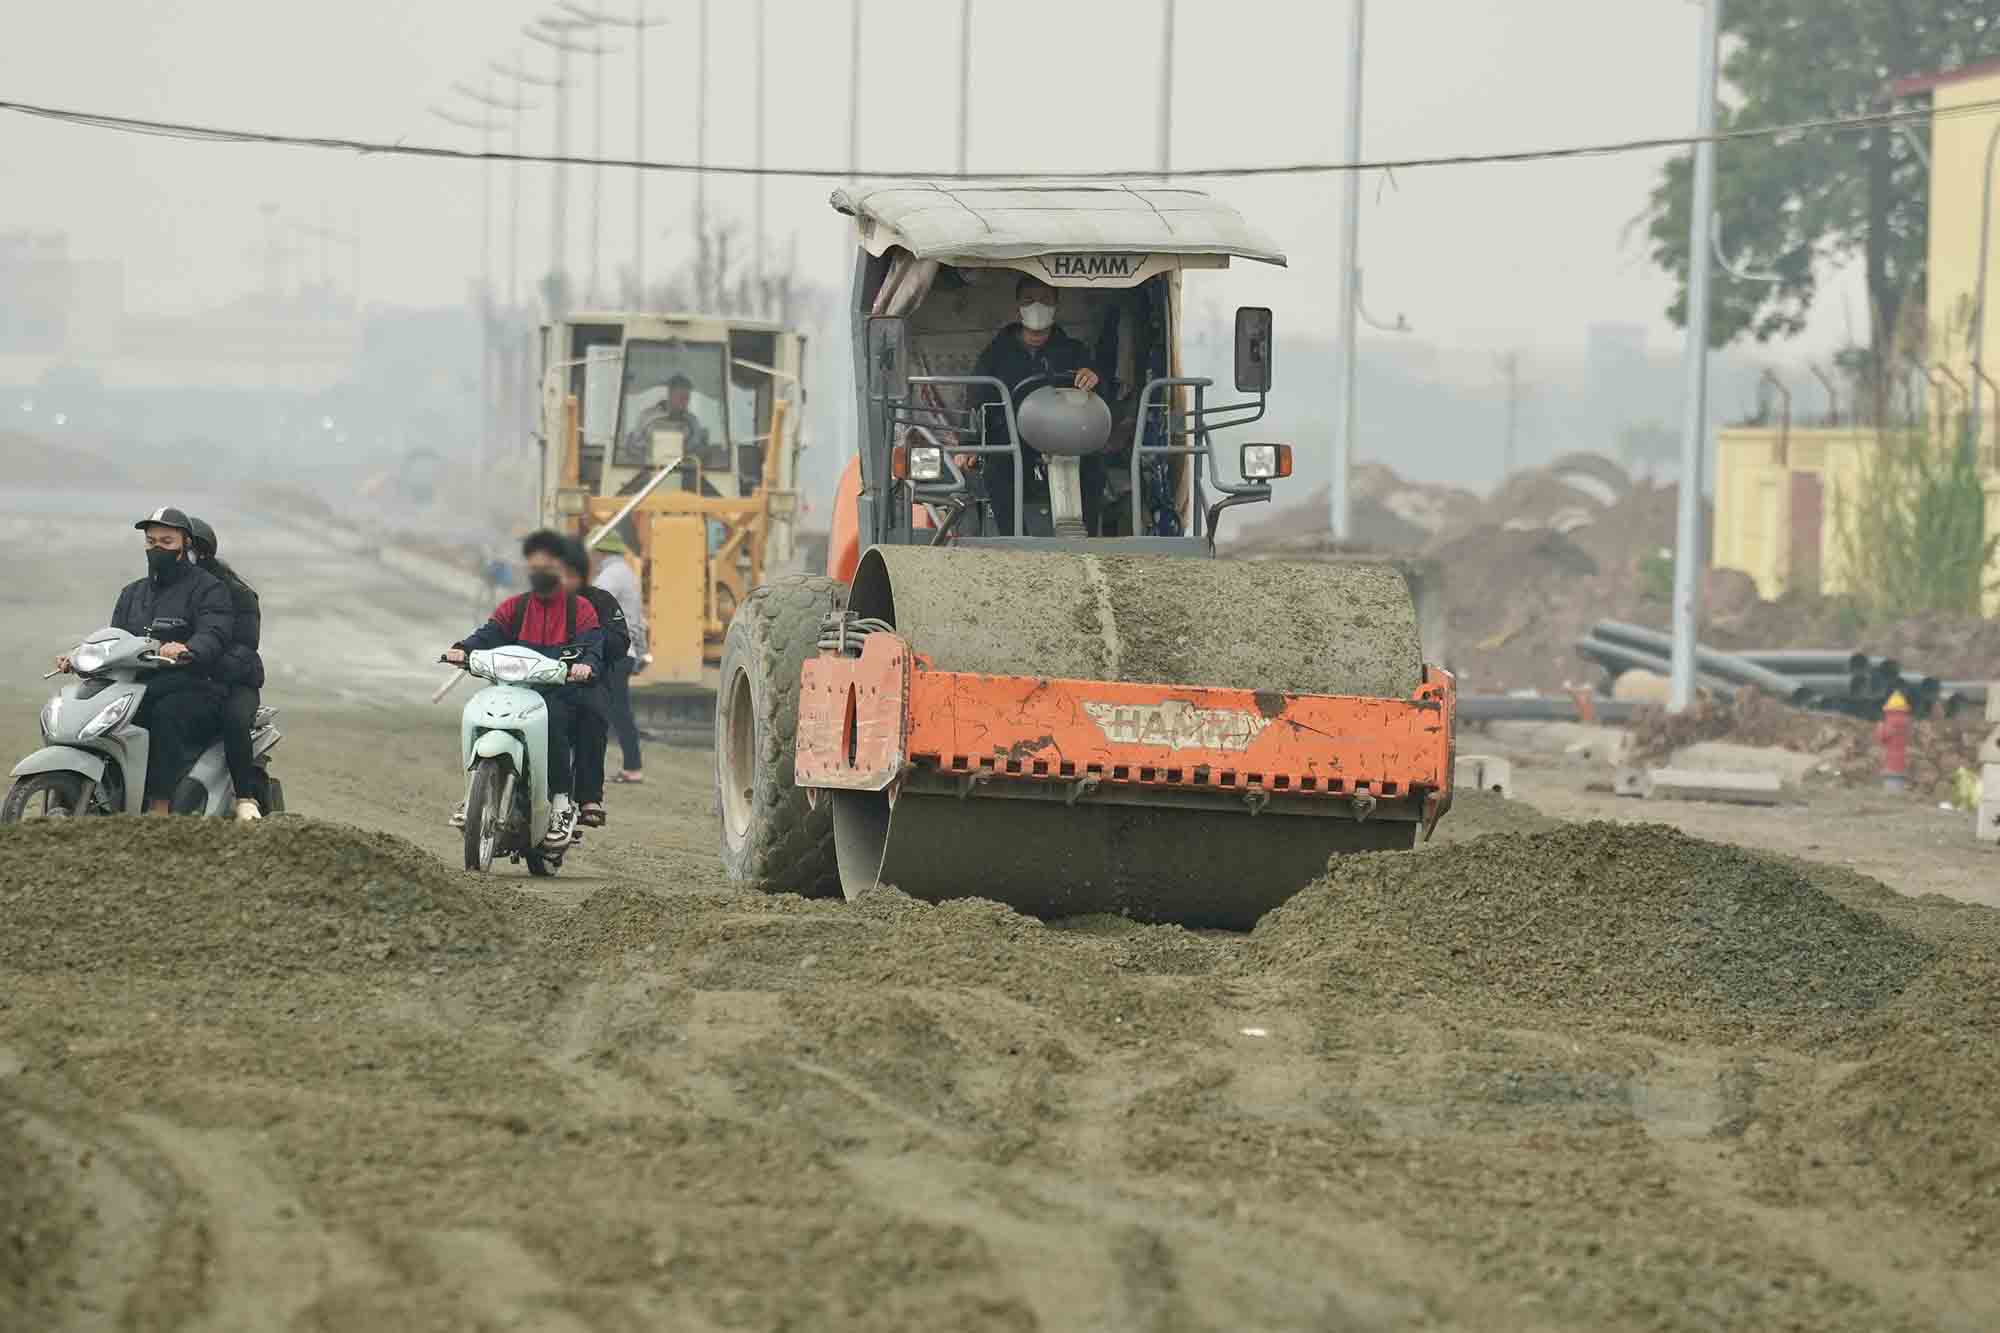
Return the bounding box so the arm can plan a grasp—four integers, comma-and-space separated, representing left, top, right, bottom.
1453, 754, 1513, 799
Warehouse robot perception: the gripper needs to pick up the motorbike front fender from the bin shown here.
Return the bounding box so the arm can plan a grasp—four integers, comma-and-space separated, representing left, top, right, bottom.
11, 745, 107, 783
468, 729, 525, 772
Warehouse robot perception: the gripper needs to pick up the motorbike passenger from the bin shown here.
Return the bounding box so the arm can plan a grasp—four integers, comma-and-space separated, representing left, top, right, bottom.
186, 516, 266, 821
444, 529, 603, 848
590, 531, 648, 786
52, 507, 233, 814
968, 275, 1107, 537
555, 537, 631, 830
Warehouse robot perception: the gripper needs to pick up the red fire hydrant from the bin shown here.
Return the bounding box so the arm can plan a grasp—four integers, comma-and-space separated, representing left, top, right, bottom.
1876, 691, 1911, 792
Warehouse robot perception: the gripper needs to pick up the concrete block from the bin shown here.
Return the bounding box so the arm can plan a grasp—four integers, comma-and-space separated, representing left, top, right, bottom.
1454, 754, 1513, 798
1977, 798, 2000, 846
1672, 740, 1826, 786
1485, 721, 1630, 764
1978, 726, 2000, 766
1642, 767, 1784, 806
1613, 767, 1648, 798
1988, 686, 2000, 724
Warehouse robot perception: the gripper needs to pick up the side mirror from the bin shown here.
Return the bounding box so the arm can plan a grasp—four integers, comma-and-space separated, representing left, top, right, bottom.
865, 315, 911, 402
1234, 306, 1274, 394
581, 346, 622, 447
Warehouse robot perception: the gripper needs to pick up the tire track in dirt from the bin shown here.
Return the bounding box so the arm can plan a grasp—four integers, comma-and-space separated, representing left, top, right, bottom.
126, 1115, 388, 1331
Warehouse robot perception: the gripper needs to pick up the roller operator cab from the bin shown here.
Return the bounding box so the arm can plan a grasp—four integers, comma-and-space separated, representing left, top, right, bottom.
716, 182, 1455, 929
537, 312, 808, 738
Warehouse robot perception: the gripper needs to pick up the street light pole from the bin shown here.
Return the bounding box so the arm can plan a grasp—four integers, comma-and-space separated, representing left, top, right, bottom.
558, 0, 668, 306
489, 53, 557, 314
1157, 0, 1174, 174
958, 0, 973, 175
524, 19, 614, 318
1329, 0, 1365, 543
1668, 0, 1724, 714
756, 0, 768, 303
847, 0, 863, 181
430, 99, 505, 471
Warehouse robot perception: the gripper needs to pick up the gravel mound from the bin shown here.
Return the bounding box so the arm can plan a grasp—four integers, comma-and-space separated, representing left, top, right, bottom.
0, 819, 520, 974
1244, 823, 1936, 1041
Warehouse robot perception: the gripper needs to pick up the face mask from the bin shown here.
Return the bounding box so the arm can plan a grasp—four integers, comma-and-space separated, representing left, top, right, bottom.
146, 548, 182, 581
528, 570, 561, 596
1020, 302, 1056, 332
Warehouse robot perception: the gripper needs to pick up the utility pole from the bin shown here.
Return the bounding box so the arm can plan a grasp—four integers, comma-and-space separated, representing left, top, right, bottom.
1669, 0, 1723, 714
456, 75, 537, 315
957, 0, 973, 174
847, 0, 863, 181
1329, 0, 1365, 543
1157, 0, 1174, 174
559, 0, 668, 306
1497, 351, 1522, 478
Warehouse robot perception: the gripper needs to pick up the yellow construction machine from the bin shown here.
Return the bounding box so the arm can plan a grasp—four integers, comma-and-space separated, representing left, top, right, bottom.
537, 311, 807, 738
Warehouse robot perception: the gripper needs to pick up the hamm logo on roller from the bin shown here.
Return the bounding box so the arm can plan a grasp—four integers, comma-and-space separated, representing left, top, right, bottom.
1043, 253, 1145, 280
1083, 701, 1272, 752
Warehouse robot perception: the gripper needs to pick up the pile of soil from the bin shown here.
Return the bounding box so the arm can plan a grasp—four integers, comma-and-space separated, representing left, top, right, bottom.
1628, 690, 1989, 796
1706, 594, 2000, 683
1245, 823, 1936, 1042
0, 820, 522, 974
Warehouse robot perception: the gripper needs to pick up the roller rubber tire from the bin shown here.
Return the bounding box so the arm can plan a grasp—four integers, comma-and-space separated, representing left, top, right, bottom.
715, 573, 847, 896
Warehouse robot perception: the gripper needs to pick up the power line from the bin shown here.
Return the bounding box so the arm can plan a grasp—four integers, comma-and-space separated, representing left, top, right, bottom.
2, 93, 1996, 182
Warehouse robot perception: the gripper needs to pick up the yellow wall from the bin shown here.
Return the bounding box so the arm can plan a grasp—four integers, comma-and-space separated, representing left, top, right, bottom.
1714, 426, 2000, 615
1930, 70, 2000, 456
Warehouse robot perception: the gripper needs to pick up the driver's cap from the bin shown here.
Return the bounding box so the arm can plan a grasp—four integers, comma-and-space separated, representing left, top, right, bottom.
135, 505, 196, 537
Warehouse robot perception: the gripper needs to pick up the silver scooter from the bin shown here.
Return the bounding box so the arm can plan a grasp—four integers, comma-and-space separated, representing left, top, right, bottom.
455, 644, 581, 875
5, 626, 284, 821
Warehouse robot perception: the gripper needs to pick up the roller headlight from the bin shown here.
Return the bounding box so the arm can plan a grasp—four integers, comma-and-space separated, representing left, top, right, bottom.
78, 693, 135, 740
1240, 443, 1292, 481
908, 445, 946, 482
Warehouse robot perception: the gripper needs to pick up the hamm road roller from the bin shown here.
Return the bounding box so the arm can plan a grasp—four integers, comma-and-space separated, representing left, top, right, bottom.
715, 181, 1454, 928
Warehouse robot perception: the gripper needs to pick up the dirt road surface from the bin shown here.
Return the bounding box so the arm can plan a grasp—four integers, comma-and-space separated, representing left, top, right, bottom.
4, 494, 1997, 1331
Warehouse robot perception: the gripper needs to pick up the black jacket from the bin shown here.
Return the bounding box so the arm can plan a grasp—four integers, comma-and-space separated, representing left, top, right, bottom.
109, 558, 233, 678
969, 324, 1103, 459
210, 565, 265, 689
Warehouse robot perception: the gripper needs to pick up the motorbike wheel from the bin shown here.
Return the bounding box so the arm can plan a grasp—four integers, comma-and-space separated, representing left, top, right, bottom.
463, 758, 506, 873
1, 773, 85, 823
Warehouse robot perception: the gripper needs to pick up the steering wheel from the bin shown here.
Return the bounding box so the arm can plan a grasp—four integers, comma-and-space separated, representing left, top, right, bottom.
1011, 371, 1085, 397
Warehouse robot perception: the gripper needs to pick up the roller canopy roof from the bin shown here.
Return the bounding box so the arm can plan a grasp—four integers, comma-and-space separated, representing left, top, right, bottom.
830, 181, 1287, 267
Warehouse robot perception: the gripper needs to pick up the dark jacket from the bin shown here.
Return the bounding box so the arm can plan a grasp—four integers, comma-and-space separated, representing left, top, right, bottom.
456, 590, 606, 677
110, 559, 233, 676
969, 324, 1104, 460
208, 564, 265, 689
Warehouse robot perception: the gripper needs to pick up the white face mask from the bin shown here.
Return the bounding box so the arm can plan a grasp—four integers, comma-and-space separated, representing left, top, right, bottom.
1019, 301, 1056, 332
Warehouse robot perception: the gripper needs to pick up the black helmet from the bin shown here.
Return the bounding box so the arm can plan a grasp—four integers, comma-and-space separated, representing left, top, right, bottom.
134, 506, 196, 541
186, 515, 219, 559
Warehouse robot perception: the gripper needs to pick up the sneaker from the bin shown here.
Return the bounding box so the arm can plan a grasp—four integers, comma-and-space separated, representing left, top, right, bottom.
448, 801, 467, 829
544, 796, 577, 848
235, 797, 264, 822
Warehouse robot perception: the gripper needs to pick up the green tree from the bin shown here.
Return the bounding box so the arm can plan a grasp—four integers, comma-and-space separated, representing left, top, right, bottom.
1641, 2, 1997, 358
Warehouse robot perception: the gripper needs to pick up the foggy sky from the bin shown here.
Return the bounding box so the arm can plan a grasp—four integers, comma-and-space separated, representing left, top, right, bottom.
2, 0, 1863, 375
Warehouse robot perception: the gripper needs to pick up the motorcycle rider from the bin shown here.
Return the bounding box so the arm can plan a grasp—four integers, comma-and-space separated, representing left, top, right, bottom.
186, 516, 266, 822
443, 529, 603, 848
53, 507, 233, 814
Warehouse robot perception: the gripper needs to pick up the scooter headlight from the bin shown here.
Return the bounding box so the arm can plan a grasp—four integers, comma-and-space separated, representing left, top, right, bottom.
78, 693, 135, 740
71, 643, 112, 675
40, 697, 60, 742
